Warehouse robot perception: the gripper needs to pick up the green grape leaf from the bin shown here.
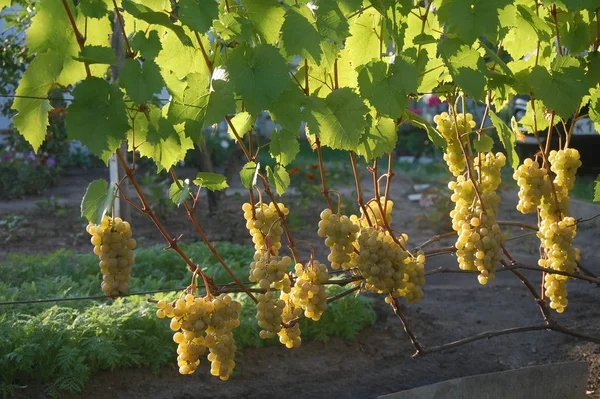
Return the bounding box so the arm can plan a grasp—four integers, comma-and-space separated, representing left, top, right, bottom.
344, 7, 380, 67
227, 111, 253, 140
529, 56, 589, 119
314, 0, 350, 44
213, 12, 253, 42
589, 87, 600, 133
502, 4, 552, 60
586, 52, 600, 86
1, 0, 11, 9
122, 0, 190, 44
120, 59, 165, 104
404, 5, 442, 53
193, 172, 229, 191
473, 134, 494, 153
440, 40, 487, 100
403, 109, 446, 149
338, 0, 362, 14
356, 116, 397, 162
131, 30, 162, 59
436, 0, 512, 45
168, 71, 235, 128
81, 179, 117, 225
267, 164, 290, 196
156, 29, 208, 78
226, 43, 290, 115
281, 5, 322, 63
178, 0, 219, 32
74, 45, 117, 65
11, 52, 63, 152
270, 129, 300, 166
169, 179, 191, 206
268, 85, 308, 133
413, 33, 437, 45
489, 111, 519, 171
137, 116, 195, 171
594, 176, 600, 202
79, 0, 110, 18
307, 88, 369, 151
357, 57, 417, 118
242, 0, 286, 44
240, 161, 259, 189
519, 99, 555, 134
66, 78, 130, 162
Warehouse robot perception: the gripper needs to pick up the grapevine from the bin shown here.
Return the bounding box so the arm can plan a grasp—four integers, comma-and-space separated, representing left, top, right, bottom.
5, 0, 600, 390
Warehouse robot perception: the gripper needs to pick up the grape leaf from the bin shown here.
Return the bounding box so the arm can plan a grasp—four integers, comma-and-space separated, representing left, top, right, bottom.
240, 161, 259, 189
344, 7, 380, 67
1, 0, 11, 9
307, 88, 369, 151
529, 56, 589, 119
502, 4, 552, 60
518, 99, 556, 134
473, 134, 494, 153
74, 45, 117, 65
120, 59, 165, 104
79, 0, 110, 18
403, 109, 446, 149
66, 78, 130, 162
156, 29, 208, 78
139, 116, 195, 171
193, 172, 229, 191
11, 52, 63, 152
589, 87, 600, 133
169, 179, 191, 206
280, 5, 322, 63
122, 0, 190, 44
314, 0, 350, 44
436, 0, 512, 45
267, 165, 290, 196
357, 57, 417, 118
178, 0, 219, 32
270, 129, 300, 166
440, 40, 487, 100
356, 116, 397, 162
227, 112, 253, 140
268, 85, 309, 133
131, 30, 162, 59
80, 179, 117, 225
489, 110, 519, 171
242, 0, 286, 44
213, 12, 253, 42
226, 43, 290, 115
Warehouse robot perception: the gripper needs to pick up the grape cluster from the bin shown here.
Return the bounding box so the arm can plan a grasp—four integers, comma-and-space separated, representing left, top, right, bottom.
290, 260, 329, 321
434, 112, 476, 176
318, 208, 360, 269
242, 202, 289, 255
447, 153, 506, 285
277, 293, 303, 348
256, 291, 285, 338
87, 215, 136, 296
156, 294, 241, 380
249, 252, 292, 290
549, 149, 582, 190
354, 197, 394, 228
354, 228, 425, 302
513, 158, 552, 214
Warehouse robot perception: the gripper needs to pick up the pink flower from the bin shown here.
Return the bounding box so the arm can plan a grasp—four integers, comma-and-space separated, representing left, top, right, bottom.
2, 153, 11, 162
46, 158, 57, 167
428, 95, 442, 108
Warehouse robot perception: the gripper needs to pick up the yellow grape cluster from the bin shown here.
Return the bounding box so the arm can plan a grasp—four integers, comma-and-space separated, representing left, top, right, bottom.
354, 228, 425, 302
548, 148, 582, 190
156, 294, 242, 380
448, 153, 506, 285
290, 261, 329, 321
434, 112, 476, 176
256, 291, 285, 338
513, 158, 552, 214
536, 149, 582, 312
87, 215, 136, 296
249, 251, 292, 291
242, 202, 289, 255
353, 197, 394, 228
277, 293, 303, 348
317, 208, 360, 269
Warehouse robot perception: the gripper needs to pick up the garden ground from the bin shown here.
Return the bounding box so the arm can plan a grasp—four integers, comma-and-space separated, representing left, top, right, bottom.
1, 166, 599, 399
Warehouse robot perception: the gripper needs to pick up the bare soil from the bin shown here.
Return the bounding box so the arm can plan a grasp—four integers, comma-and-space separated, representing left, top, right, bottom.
1, 167, 599, 399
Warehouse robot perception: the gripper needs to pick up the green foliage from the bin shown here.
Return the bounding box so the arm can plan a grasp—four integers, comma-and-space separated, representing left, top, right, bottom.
0, 243, 376, 396
80, 179, 117, 225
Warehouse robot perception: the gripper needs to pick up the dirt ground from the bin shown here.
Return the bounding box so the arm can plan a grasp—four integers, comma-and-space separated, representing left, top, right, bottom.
2, 167, 599, 399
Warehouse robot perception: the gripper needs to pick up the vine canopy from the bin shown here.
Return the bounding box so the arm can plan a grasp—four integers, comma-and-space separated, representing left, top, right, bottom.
3, 0, 600, 193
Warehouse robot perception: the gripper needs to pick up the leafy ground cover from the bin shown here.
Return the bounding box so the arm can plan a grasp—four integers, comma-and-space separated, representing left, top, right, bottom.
0, 243, 375, 398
